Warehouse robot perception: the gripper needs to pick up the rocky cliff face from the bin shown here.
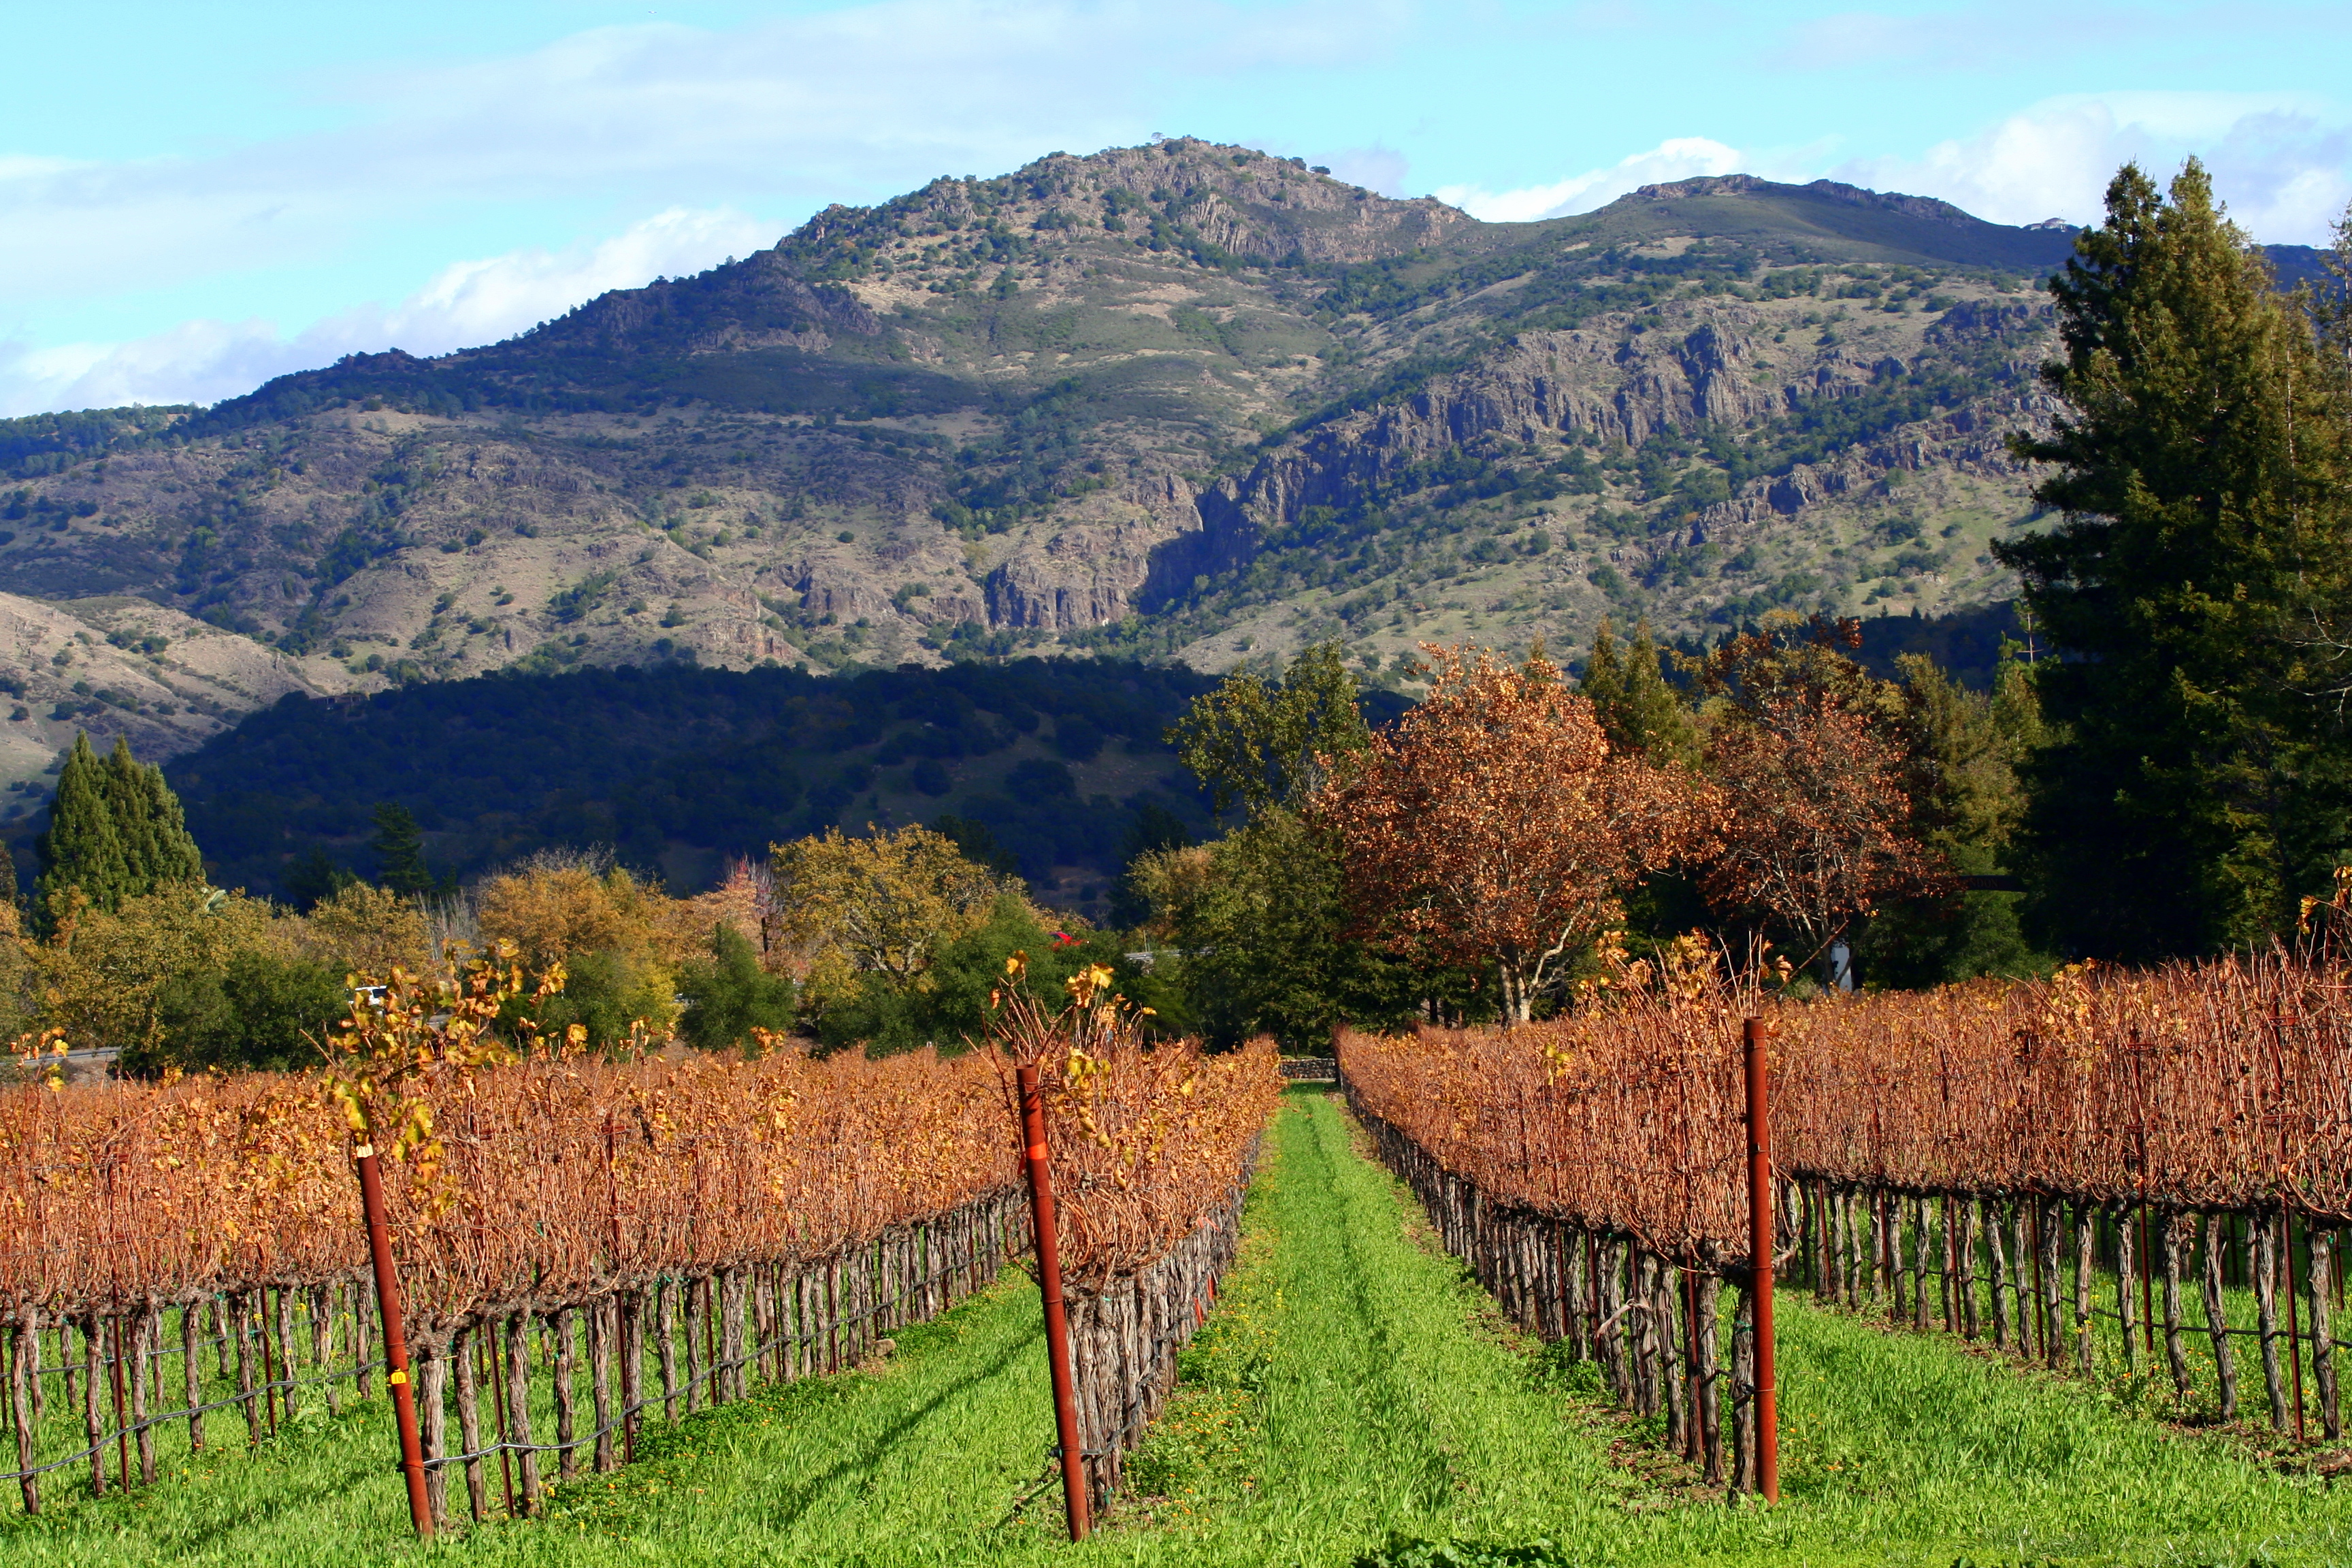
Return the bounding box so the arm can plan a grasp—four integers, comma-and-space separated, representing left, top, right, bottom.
0, 137, 2089, 785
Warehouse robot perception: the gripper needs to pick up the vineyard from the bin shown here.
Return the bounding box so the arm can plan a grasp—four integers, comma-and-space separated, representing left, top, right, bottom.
0, 959, 1279, 1537
11, 943, 2352, 1562
1341, 945, 2352, 1488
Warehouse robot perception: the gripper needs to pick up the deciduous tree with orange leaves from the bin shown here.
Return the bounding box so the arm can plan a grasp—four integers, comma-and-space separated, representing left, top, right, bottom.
1688, 615, 1950, 973
1316, 644, 1703, 1024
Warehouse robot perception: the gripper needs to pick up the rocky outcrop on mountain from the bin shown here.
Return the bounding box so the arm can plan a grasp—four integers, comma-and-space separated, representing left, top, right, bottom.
1190, 293, 2054, 547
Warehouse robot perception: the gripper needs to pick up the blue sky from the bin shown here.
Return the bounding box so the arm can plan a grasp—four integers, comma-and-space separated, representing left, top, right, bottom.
4, 1, 2347, 415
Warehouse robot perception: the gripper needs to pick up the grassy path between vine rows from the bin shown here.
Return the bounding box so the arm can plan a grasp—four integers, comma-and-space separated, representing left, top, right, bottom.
8, 1083, 2351, 1566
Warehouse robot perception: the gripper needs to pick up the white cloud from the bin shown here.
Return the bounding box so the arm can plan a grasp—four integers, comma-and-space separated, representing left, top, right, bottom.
1433, 137, 1747, 222
1836, 93, 2352, 241
1424, 95, 2351, 244
0, 1, 1406, 315
371, 206, 772, 351
1326, 145, 1411, 197
0, 206, 772, 416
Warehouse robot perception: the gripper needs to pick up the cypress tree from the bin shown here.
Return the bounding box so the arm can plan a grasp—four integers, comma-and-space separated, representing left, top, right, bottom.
1997, 159, 2352, 956
370, 803, 435, 898
34, 732, 203, 926
36, 734, 129, 921
103, 737, 202, 889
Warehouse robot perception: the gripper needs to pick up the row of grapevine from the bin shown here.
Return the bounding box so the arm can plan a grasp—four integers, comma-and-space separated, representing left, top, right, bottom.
1770, 952, 2352, 1439
1, 1005, 1284, 1530
0, 1043, 1023, 1520
1000, 975, 1284, 1523
1337, 1019, 1768, 1490
1338, 949, 2352, 1479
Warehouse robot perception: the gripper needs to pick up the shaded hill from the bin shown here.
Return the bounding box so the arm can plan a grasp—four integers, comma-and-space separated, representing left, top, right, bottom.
1, 141, 2306, 797
135, 657, 1250, 919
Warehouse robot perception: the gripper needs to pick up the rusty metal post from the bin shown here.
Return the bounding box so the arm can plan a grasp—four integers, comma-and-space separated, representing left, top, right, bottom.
1017, 1063, 1091, 1542
355, 1143, 435, 1539
1744, 1017, 1780, 1503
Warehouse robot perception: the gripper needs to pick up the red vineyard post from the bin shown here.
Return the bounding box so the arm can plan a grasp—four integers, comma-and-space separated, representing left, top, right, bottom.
355, 1142, 435, 1539
1016, 1063, 1092, 1543
1744, 1016, 1780, 1503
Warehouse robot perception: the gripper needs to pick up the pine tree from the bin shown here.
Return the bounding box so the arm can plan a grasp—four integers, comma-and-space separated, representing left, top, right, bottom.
370, 804, 435, 898
34, 733, 203, 928
1996, 159, 2352, 957
1579, 618, 1699, 766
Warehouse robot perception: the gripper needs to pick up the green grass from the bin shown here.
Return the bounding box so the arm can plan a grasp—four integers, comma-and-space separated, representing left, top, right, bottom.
9, 1085, 2352, 1565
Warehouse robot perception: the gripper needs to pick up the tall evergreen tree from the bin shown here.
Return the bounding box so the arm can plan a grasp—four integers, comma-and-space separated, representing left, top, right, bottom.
1578, 618, 1699, 766
36, 734, 128, 921
103, 736, 202, 889
1997, 160, 2352, 957
369, 803, 436, 898
35, 733, 203, 926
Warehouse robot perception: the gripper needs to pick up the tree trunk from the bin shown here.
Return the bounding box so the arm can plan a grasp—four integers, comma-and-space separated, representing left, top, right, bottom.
2038, 1198, 2064, 1369
1693, 1274, 1722, 1484
416, 1342, 448, 1530
310, 1286, 333, 1414
82, 1317, 104, 1498
621, 1291, 646, 1461
657, 1280, 679, 1421
2255, 1209, 2288, 1429
231, 1294, 258, 1446
2204, 1212, 2239, 1422
723, 1269, 747, 1401
1957, 1199, 1980, 1340
2160, 1209, 2191, 1403
2116, 1205, 2139, 1377
12, 1309, 39, 1514
2017, 1203, 2037, 1357
2313, 1228, 2342, 1441
589, 1298, 615, 1473
1730, 1279, 1757, 1494
1598, 1238, 1629, 1401
1874, 1188, 1893, 1306
1987, 1200, 2012, 1350
355, 1284, 375, 1399
503, 1315, 540, 1516
2074, 1202, 2095, 1376
181, 1298, 203, 1454
553, 1307, 578, 1478
1653, 1256, 1684, 1443
131, 1305, 156, 1486
453, 1325, 487, 1523
685, 1277, 706, 1412
274, 1288, 299, 1422
1910, 1194, 1928, 1335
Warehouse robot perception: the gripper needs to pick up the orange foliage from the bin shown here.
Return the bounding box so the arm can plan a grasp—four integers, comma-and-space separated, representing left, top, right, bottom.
1318, 644, 1703, 1022
1689, 617, 1948, 962
0, 956, 1280, 1327
985, 954, 1283, 1284
1340, 948, 2352, 1275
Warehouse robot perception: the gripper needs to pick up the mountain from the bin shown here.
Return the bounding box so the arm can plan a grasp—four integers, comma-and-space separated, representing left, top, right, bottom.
0, 140, 2182, 800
